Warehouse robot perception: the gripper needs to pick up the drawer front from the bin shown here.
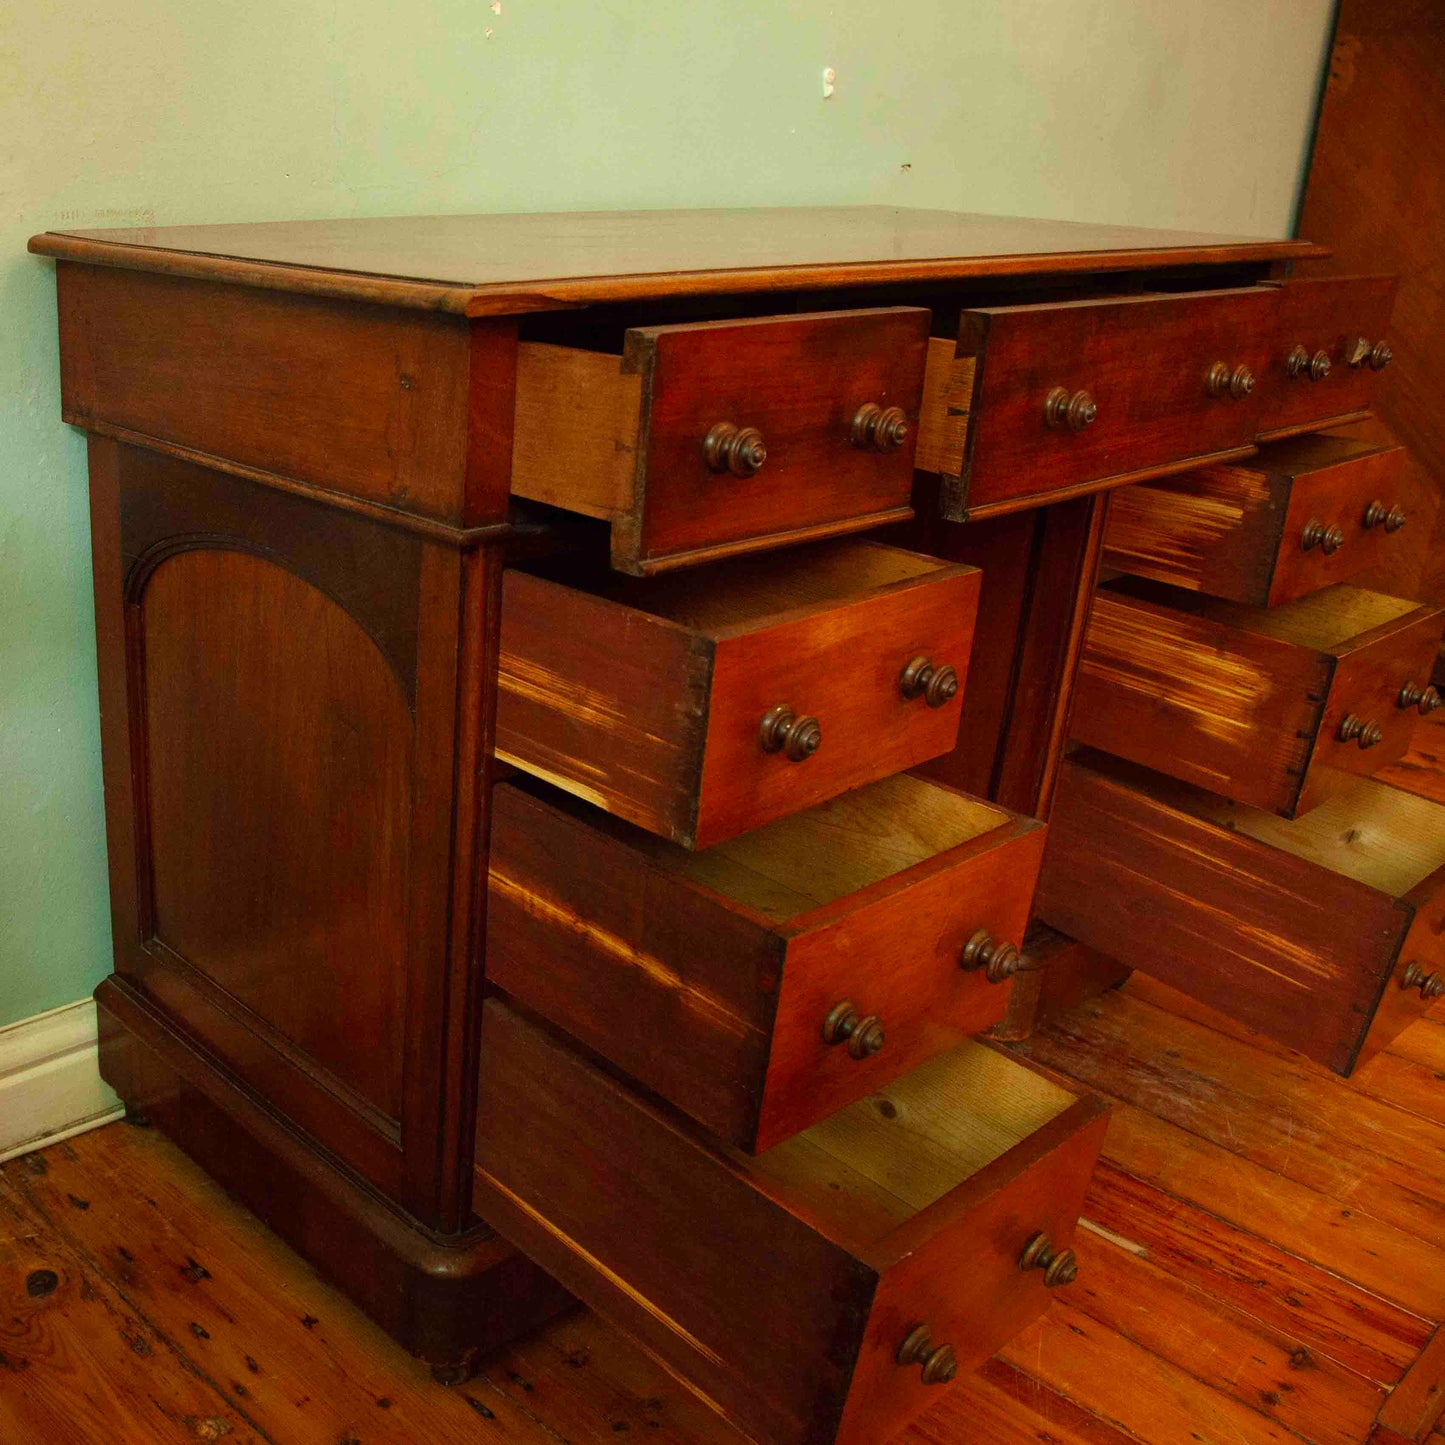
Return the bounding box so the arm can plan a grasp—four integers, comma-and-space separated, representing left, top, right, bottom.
496, 546, 980, 849
1307, 602, 1445, 810
692, 571, 979, 847
930, 287, 1277, 517
629, 309, 930, 571
1103, 439, 1409, 609
1035, 754, 1413, 1075
475, 999, 1107, 1445
1270, 442, 1409, 606
1073, 583, 1445, 818
487, 776, 1045, 1152
1258, 276, 1399, 437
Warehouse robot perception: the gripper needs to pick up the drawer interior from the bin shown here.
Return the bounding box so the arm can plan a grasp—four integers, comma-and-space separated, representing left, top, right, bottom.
746, 1039, 1076, 1251
1104, 576, 1421, 650
520, 539, 953, 633
676, 773, 1014, 919
1097, 756, 1445, 897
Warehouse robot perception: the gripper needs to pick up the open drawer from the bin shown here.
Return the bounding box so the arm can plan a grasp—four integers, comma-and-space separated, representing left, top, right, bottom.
476, 998, 1108, 1445
510, 308, 930, 574
916, 286, 1277, 519
496, 539, 979, 848
1102, 433, 1411, 608
1073, 578, 1445, 817
488, 772, 1045, 1152
1036, 750, 1445, 1075
1257, 275, 1399, 438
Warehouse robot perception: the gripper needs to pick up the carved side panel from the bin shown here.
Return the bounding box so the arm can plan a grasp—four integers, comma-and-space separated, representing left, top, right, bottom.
90, 439, 458, 1207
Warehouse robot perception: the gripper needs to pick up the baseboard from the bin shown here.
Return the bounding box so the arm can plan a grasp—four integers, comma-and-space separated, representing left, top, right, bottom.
0, 997, 124, 1163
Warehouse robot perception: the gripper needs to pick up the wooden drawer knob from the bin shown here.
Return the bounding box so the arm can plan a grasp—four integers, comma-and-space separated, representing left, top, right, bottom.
1400, 683, 1442, 715
703, 422, 767, 477
850, 402, 909, 452
1363, 500, 1408, 532
1207, 362, 1255, 400
960, 929, 1022, 984
1338, 714, 1384, 749
899, 655, 959, 708
896, 1324, 957, 1386
821, 1000, 885, 1059
1301, 519, 1345, 554
1019, 1232, 1078, 1288
1349, 338, 1394, 371
1287, 346, 1331, 381
1043, 387, 1097, 432
759, 704, 821, 761
1403, 963, 1445, 1002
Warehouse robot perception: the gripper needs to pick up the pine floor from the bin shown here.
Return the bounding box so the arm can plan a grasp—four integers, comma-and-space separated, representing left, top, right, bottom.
4, 719, 1445, 1445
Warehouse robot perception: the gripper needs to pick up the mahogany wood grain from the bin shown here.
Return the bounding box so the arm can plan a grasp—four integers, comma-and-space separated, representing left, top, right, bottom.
1104, 434, 1410, 608
30, 207, 1324, 316
925, 288, 1278, 517
487, 773, 1044, 1152
1258, 275, 1400, 437
475, 998, 1107, 1445
56, 262, 516, 528
496, 540, 980, 848
1073, 578, 1445, 817
513, 309, 928, 574
1036, 752, 1445, 1074
1295, 3, 1445, 607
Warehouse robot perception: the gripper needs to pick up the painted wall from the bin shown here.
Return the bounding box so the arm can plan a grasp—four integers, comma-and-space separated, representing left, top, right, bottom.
0, 0, 1334, 1026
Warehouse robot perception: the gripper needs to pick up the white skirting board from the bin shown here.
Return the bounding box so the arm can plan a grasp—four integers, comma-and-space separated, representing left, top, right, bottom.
0, 997, 124, 1163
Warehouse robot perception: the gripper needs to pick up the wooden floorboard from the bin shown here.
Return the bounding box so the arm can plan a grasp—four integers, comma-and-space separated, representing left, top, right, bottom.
4, 713, 1444, 1443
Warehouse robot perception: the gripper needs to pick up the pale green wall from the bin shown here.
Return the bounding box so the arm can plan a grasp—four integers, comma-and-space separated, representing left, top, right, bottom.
0, 0, 1334, 1026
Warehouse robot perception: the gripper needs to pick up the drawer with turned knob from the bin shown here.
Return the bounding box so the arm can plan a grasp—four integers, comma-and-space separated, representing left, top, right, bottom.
1259, 274, 1400, 438
487, 769, 1045, 1152
497, 538, 980, 849
916, 285, 1278, 519
475, 996, 1108, 1445
1072, 577, 1445, 818
1038, 751, 1445, 1076
1103, 434, 1412, 608
508, 307, 930, 575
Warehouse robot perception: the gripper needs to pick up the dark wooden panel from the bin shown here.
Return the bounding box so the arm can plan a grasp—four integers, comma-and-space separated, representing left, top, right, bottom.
56, 262, 480, 523
622, 309, 928, 572
1258, 275, 1400, 435
139, 547, 413, 1124
1035, 753, 1409, 1074
933, 288, 1277, 516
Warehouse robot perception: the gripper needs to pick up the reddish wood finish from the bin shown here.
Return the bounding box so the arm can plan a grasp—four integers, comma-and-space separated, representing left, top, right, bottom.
1073, 578, 1445, 817
496, 541, 980, 848
1258, 275, 1400, 437
57, 262, 513, 528
487, 774, 1044, 1152
1035, 751, 1445, 1074
475, 998, 1108, 1445
515, 309, 929, 574
95, 979, 572, 1376
927, 288, 1278, 517
1103, 434, 1410, 608
29, 207, 1324, 316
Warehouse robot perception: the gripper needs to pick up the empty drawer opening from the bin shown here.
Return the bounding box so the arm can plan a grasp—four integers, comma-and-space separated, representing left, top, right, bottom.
1085, 752, 1445, 897
678, 772, 1016, 919
518, 539, 956, 634
748, 1039, 1076, 1250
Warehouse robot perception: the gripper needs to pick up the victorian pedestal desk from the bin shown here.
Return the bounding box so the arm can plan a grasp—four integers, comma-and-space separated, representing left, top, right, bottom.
32, 209, 1415, 1442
